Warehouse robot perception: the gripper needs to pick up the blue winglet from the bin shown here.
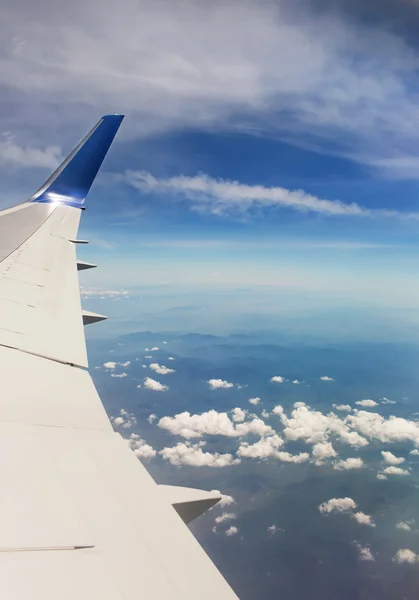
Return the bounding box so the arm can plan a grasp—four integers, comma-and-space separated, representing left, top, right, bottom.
30, 114, 124, 207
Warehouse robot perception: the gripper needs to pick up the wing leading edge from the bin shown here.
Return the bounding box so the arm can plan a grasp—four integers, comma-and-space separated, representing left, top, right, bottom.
0, 117, 238, 599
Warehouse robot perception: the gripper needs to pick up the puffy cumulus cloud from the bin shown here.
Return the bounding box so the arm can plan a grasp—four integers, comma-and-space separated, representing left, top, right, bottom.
215, 513, 236, 524
272, 405, 285, 417
142, 377, 168, 392
225, 526, 238, 537
127, 433, 156, 459
103, 361, 117, 370
248, 397, 261, 405
210, 490, 235, 508
410, 449, 419, 456
160, 441, 240, 468
319, 497, 357, 514
312, 441, 337, 464
320, 376, 334, 381
111, 409, 137, 429
381, 397, 396, 405
294, 402, 306, 409
334, 457, 364, 470
261, 409, 270, 419
352, 512, 375, 527
276, 451, 310, 463
383, 466, 410, 476
376, 473, 388, 480
158, 409, 273, 439
281, 405, 368, 448
120, 361, 131, 367
237, 435, 284, 459
354, 543, 375, 562
381, 451, 405, 465
151, 347, 159, 351
270, 376, 285, 384
355, 399, 379, 408
148, 413, 157, 424
168, 356, 175, 361
111, 372, 128, 378
292, 380, 301, 385
346, 410, 419, 447
158, 410, 236, 438
396, 522, 412, 532
231, 407, 247, 423
393, 549, 418, 564
149, 362, 176, 375
333, 404, 352, 412
208, 379, 234, 389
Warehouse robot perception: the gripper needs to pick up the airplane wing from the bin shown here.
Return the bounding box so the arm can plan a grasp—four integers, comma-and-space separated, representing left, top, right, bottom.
0, 115, 238, 599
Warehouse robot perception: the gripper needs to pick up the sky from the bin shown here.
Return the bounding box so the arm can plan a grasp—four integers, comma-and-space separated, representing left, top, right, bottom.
1, 0, 419, 335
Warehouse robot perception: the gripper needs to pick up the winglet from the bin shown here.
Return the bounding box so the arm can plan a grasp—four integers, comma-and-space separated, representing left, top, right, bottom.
30, 114, 124, 207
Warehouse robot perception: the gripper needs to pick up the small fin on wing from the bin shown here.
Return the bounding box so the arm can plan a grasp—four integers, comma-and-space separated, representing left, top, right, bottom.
30, 114, 124, 207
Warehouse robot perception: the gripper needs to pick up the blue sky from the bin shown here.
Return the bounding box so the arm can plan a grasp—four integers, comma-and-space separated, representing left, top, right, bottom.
2, 0, 419, 333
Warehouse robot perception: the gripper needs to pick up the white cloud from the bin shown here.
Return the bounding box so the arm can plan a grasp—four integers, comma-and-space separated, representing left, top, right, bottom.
292, 380, 301, 385
272, 405, 285, 416
111, 372, 128, 378
396, 522, 412, 532
127, 433, 156, 459
225, 526, 238, 537
346, 410, 419, 447
148, 413, 157, 424
120, 361, 131, 367
320, 376, 334, 381
144, 355, 153, 359
149, 362, 176, 375
142, 377, 168, 392
276, 451, 310, 463
334, 457, 364, 470
210, 490, 235, 508
208, 378, 234, 389
293, 402, 306, 409
352, 512, 375, 527
282, 405, 368, 447
355, 399, 379, 408
355, 543, 375, 562
410, 449, 419, 456
261, 409, 270, 419
267, 525, 282, 535
381, 451, 405, 465
393, 549, 418, 564
103, 361, 117, 370
0, 138, 62, 168
376, 473, 387, 480
111, 409, 137, 429
381, 397, 396, 405
144, 348, 150, 351
312, 441, 337, 464
159, 442, 239, 468
383, 466, 410, 476
81, 287, 130, 299
215, 513, 236, 524
270, 376, 284, 384
168, 356, 175, 361
237, 435, 284, 459
248, 397, 261, 405
333, 404, 352, 412
151, 347, 159, 351
319, 497, 357, 514
231, 407, 247, 423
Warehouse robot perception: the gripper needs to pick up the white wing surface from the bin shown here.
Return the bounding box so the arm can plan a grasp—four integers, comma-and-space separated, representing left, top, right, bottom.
0, 116, 238, 599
